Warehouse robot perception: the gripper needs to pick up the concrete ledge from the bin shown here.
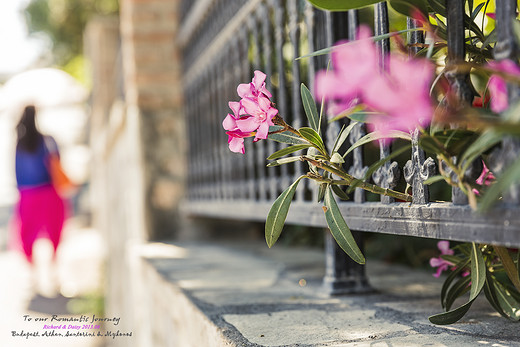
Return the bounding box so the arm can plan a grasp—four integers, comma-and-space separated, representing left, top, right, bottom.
133, 241, 520, 346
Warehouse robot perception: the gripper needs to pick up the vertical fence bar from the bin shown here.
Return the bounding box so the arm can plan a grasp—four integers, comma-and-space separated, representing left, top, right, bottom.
491, 0, 520, 204
445, 0, 480, 205
373, 2, 400, 204
404, 18, 435, 204
322, 8, 371, 296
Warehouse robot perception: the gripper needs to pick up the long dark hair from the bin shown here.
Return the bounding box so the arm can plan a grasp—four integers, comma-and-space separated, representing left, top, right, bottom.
16, 105, 43, 153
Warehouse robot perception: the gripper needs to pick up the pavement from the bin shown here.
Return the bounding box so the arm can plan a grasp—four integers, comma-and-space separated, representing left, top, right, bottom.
142, 240, 520, 347
0, 209, 106, 347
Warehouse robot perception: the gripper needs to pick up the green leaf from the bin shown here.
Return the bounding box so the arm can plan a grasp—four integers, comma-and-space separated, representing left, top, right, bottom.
423, 175, 445, 185
269, 131, 308, 145
428, 299, 475, 325
323, 186, 365, 264
469, 243, 486, 300
267, 144, 313, 160
331, 184, 350, 201
445, 276, 471, 311
297, 28, 422, 60
265, 176, 305, 248
429, 243, 485, 325
441, 258, 471, 309
306, 0, 381, 12
494, 246, 520, 293
460, 130, 502, 171
299, 127, 327, 154
484, 271, 511, 319
306, 0, 428, 18
317, 183, 326, 203
388, 0, 428, 18
267, 156, 302, 167
343, 130, 411, 159
494, 281, 520, 321
333, 122, 358, 153
301, 84, 320, 133
470, 2, 486, 21
479, 155, 520, 212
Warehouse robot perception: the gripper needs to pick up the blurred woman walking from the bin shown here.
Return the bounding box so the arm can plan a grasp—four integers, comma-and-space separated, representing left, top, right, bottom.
12, 105, 65, 267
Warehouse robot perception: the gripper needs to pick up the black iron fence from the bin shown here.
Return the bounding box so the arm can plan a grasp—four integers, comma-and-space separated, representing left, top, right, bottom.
179, 0, 520, 292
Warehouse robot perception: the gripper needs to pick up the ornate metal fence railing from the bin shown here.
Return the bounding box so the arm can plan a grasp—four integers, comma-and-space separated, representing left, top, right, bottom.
179, 0, 520, 293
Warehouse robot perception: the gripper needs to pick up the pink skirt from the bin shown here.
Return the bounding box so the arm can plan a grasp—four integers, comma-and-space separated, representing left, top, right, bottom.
9, 184, 65, 263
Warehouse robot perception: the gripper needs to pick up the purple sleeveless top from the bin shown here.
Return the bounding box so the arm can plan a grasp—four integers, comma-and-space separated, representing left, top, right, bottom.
15, 136, 58, 188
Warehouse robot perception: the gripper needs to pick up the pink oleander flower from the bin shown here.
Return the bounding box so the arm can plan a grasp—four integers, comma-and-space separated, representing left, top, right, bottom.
237, 95, 278, 141
487, 59, 520, 113
223, 101, 254, 154
237, 70, 272, 100
315, 26, 376, 114
315, 25, 434, 140
365, 54, 433, 137
472, 161, 495, 195
429, 241, 454, 278
223, 71, 278, 153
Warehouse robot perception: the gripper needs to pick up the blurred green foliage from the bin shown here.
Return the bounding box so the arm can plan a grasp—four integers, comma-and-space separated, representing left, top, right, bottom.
24, 0, 119, 83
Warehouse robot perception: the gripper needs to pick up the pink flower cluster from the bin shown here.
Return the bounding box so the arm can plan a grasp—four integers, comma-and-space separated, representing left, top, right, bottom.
487, 59, 520, 113
315, 25, 434, 138
472, 161, 495, 195
223, 71, 278, 153
429, 241, 454, 278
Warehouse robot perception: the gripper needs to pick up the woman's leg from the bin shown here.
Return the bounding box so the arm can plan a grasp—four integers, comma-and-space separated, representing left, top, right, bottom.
18, 190, 42, 263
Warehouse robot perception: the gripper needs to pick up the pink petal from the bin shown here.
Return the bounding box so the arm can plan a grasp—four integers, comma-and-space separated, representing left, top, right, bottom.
253, 70, 266, 90
237, 83, 253, 99
266, 107, 279, 122
488, 75, 509, 113
257, 95, 272, 111
229, 101, 241, 117
241, 97, 261, 116
222, 114, 237, 131
438, 241, 453, 255
236, 117, 260, 132
255, 121, 269, 140
228, 136, 245, 154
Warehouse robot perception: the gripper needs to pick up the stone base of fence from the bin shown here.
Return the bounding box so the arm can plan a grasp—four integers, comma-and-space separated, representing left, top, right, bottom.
117, 239, 519, 347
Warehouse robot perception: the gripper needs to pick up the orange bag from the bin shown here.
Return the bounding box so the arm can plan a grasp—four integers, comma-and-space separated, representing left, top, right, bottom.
44, 136, 76, 195
47, 153, 76, 194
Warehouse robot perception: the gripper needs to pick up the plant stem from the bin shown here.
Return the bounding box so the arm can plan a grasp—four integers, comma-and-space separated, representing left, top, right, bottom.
302, 157, 413, 202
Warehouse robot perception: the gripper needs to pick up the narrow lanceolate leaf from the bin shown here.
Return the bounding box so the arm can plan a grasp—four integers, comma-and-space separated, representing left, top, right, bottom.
323, 187, 365, 264
445, 276, 471, 311
423, 175, 445, 186
269, 131, 308, 145
267, 156, 301, 167
331, 184, 350, 201
301, 83, 319, 133
429, 243, 486, 325
469, 243, 486, 300
267, 144, 312, 160
441, 258, 470, 309
484, 271, 510, 319
265, 176, 305, 248
494, 281, 520, 321
343, 130, 412, 158
299, 127, 327, 154
494, 246, 520, 293
333, 122, 358, 153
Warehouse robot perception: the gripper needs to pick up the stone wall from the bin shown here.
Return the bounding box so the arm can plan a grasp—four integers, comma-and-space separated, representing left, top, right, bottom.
85, 1, 185, 345
120, 0, 185, 240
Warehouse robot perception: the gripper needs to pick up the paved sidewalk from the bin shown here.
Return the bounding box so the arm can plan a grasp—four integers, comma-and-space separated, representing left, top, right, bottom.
140, 240, 520, 346
0, 216, 106, 347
